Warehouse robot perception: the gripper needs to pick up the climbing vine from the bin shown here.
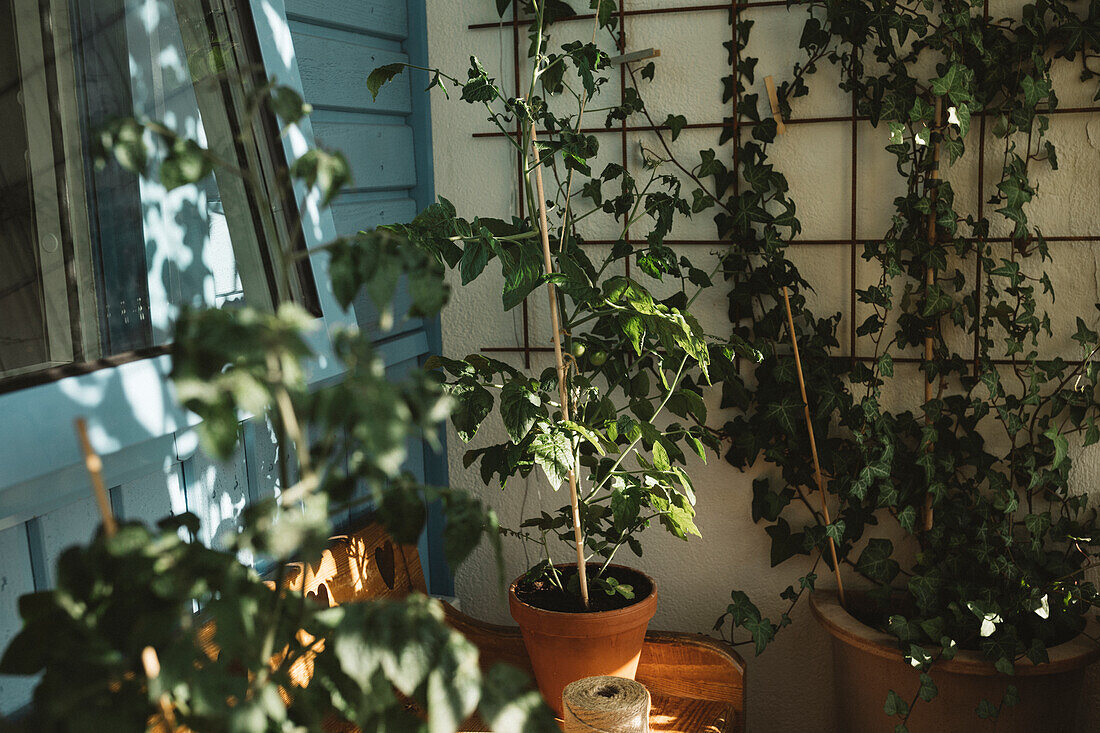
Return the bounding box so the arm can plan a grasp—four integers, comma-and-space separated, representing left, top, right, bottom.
705, 0, 1100, 727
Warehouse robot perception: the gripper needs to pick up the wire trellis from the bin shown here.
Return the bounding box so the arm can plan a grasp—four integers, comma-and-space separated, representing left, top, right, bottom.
467, 1, 1100, 370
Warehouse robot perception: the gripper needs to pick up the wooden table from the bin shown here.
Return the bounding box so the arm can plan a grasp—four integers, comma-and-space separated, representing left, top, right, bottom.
458, 694, 738, 732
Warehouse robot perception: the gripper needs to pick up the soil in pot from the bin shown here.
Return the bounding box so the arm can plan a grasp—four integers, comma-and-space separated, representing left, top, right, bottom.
514, 565, 654, 613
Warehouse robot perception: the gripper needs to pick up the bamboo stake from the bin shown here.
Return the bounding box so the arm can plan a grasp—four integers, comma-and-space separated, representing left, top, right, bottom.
781, 287, 846, 607
142, 645, 182, 731
74, 418, 181, 731
74, 418, 117, 537
530, 128, 590, 610
922, 98, 943, 533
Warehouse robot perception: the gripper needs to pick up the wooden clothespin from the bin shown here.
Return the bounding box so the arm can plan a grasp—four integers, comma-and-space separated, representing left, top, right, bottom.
609, 48, 660, 66
764, 76, 787, 135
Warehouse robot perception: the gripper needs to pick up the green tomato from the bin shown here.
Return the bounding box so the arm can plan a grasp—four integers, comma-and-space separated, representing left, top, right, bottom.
589, 349, 608, 367
570, 341, 586, 359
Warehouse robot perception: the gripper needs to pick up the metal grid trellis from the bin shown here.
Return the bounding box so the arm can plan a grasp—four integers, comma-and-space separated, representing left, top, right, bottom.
467, 1, 1100, 369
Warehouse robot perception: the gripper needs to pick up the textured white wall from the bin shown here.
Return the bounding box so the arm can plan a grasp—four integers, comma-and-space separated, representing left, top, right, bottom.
423, 3, 1100, 731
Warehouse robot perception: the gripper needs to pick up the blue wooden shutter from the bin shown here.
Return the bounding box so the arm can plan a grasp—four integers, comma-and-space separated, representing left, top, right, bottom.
275, 0, 452, 593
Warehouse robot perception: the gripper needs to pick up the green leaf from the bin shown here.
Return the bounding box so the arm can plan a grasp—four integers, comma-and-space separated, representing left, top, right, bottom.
269, 86, 312, 123
651, 440, 671, 471
160, 137, 214, 191
884, 689, 910, 717
856, 538, 900, 584
460, 236, 492, 285
368, 63, 406, 101
664, 114, 687, 141
501, 242, 545, 311
1044, 426, 1069, 468
291, 148, 351, 205
918, 673, 938, 702
499, 381, 541, 443
451, 382, 494, 441
479, 665, 557, 732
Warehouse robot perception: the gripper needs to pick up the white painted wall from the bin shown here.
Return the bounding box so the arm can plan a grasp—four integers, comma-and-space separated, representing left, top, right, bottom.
424, 3, 1100, 730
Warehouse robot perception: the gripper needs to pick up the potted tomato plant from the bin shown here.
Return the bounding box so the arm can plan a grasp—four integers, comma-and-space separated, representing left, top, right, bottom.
369, 0, 755, 712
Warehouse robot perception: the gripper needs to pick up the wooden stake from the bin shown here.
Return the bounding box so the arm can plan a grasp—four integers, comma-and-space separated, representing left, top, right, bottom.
75, 419, 181, 730
142, 645, 182, 731
922, 98, 943, 533
531, 128, 590, 610
74, 418, 117, 537
764, 76, 787, 135
781, 287, 845, 607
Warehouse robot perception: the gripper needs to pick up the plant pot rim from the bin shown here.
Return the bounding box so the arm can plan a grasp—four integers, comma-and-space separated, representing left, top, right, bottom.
508, 562, 658, 624
810, 590, 1100, 677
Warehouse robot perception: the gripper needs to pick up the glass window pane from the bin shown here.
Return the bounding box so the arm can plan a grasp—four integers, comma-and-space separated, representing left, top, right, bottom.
0, 0, 310, 388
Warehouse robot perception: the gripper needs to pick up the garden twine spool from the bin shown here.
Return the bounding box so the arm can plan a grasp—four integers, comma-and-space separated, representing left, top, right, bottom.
562, 676, 650, 733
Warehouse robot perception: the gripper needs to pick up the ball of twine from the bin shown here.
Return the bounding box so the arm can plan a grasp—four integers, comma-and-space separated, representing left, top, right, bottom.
562, 676, 651, 733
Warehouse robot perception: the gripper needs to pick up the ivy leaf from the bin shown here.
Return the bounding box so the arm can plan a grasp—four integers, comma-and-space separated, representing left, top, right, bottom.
1044, 426, 1069, 468
856, 538, 900, 584
922, 284, 952, 317
918, 673, 938, 702
884, 689, 910, 717
664, 114, 687, 141
763, 396, 802, 437
930, 64, 972, 106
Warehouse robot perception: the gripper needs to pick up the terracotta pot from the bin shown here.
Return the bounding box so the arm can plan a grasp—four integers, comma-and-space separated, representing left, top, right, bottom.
811, 590, 1100, 732
508, 564, 657, 715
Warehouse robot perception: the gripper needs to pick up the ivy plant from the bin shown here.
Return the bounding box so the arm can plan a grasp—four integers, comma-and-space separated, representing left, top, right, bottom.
0, 79, 555, 732
369, 0, 760, 602
700, 0, 1100, 727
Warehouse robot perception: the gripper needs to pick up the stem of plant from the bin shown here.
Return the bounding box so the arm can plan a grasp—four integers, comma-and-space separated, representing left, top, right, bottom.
923, 97, 943, 533
781, 287, 846, 608
531, 125, 589, 610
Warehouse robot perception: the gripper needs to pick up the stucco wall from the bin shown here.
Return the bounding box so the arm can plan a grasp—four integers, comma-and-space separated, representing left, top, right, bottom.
423, 3, 1100, 730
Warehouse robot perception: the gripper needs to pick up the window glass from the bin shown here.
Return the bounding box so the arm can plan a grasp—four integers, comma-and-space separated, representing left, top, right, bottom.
0, 0, 311, 387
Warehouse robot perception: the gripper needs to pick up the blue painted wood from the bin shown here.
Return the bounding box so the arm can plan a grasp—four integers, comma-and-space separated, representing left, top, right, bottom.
311, 116, 417, 192
290, 24, 410, 116
284, 0, 407, 39
0, 428, 178, 533
405, 0, 452, 597
330, 194, 417, 237
182, 442, 249, 554
0, 524, 36, 715
115, 463, 186, 527
34, 496, 101, 589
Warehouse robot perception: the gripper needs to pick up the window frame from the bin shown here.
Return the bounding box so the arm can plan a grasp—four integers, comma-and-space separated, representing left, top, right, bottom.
0, 0, 354, 498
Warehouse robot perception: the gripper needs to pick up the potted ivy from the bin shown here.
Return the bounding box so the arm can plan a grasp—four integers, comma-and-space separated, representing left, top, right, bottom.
369, 0, 752, 712
712, 0, 1100, 730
